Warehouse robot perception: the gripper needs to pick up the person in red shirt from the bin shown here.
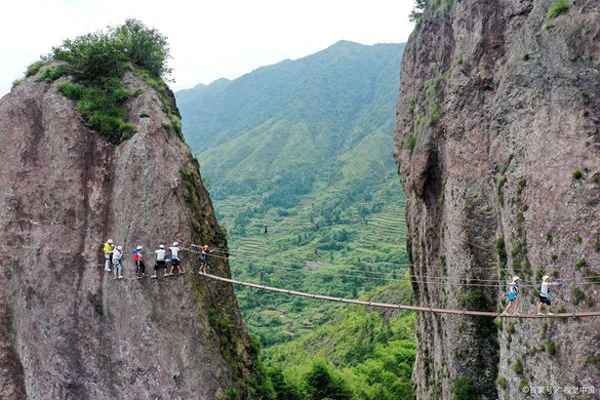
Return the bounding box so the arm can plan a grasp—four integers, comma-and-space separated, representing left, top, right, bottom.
132, 245, 146, 277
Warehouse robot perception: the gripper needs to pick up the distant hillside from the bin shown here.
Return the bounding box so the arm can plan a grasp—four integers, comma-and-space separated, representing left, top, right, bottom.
177, 41, 408, 345
178, 41, 404, 203
179, 40, 403, 151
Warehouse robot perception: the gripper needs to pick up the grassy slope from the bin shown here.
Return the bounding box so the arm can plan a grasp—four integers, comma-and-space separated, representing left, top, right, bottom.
177, 41, 408, 346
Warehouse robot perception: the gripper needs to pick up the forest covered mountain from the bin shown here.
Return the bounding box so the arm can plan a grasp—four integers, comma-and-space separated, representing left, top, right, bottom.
177, 41, 409, 345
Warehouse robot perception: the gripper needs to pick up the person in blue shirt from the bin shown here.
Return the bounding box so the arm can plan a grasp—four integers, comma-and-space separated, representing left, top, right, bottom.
502, 276, 520, 315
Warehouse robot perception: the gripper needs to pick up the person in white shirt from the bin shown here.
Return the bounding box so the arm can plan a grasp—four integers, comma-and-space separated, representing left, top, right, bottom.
537, 275, 561, 315
167, 242, 183, 275
112, 245, 124, 280
152, 244, 167, 279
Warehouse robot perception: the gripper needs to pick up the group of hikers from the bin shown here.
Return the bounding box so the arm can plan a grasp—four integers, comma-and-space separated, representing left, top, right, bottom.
103, 238, 568, 315
503, 274, 563, 316
102, 239, 212, 280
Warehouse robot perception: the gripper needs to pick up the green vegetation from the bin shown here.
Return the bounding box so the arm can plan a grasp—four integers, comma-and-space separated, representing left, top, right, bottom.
575, 258, 587, 271
422, 75, 445, 125
517, 178, 527, 196
263, 285, 416, 400
26, 60, 46, 77
52, 19, 170, 81
496, 376, 508, 390
585, 355, 600, 372
26, 19, 172, 144
451, 377, 477, 400
547, 0, 570, 19
304, 361, 353, 400
513, 359, 524, 375
410, 0, 456, 23
544, 339, 557, 355
518, 378, 529, 394
39, 65, 67, 82
496, 176, 507, 206
506, 323, 516, 336
573, 169, 583, 180
59, 80, 135, 143
460, 288, 487, 309
572, 287, 586, 305
405, 134, 418, 154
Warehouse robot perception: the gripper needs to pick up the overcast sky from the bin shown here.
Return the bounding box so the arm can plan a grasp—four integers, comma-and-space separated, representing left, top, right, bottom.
1, 0, 415, 96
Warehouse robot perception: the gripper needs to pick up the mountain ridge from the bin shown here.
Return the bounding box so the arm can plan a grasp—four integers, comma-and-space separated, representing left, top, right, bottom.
177, 40, 405, 155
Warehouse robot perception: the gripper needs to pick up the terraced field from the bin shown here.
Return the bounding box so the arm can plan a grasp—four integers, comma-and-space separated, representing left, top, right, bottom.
212, 177, 409, 344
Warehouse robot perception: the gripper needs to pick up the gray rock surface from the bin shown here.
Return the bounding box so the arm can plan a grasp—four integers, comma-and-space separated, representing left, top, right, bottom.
395, 1, 600, 399
0, 70, 255, 399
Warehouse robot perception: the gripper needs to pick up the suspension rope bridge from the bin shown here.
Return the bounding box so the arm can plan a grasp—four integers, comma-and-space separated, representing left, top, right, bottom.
175, 246, 600, 319
198, 272, 600, 319
170, 192, 600, 319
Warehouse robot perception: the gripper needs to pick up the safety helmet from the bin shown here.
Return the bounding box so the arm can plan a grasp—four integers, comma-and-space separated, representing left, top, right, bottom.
137, 245, 143, 250
117, 245, 123, 251
159, 244, 165, 249
512, 276, 520, 282
203, 245, 209, 250
542, 275, 550, 281
108, 239, 113, 244
173, 241, 179, 247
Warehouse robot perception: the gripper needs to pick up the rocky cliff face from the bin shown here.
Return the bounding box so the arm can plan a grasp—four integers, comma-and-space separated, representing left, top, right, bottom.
395, 1, 600, 399
0, 69, 256, 399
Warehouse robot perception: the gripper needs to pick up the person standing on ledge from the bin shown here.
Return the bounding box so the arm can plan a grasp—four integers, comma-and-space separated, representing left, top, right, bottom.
199, 245, 210, 274
103, 239, 114, 272
112, 245, 124, 280
133, 245, 146, 277
152, 244, 167, 279
169, 242, 183, 275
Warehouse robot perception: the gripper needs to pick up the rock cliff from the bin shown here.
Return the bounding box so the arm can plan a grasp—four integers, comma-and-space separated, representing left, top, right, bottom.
395, 1, 600, 399
0, 67, 257, 399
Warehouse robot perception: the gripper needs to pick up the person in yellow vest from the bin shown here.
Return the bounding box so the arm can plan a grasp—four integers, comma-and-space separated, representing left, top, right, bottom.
103, 239, 114, 272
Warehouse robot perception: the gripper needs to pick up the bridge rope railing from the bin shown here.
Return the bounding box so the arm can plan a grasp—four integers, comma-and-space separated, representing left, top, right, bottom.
182, 246, 600, 288
198, 272, 600, 319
